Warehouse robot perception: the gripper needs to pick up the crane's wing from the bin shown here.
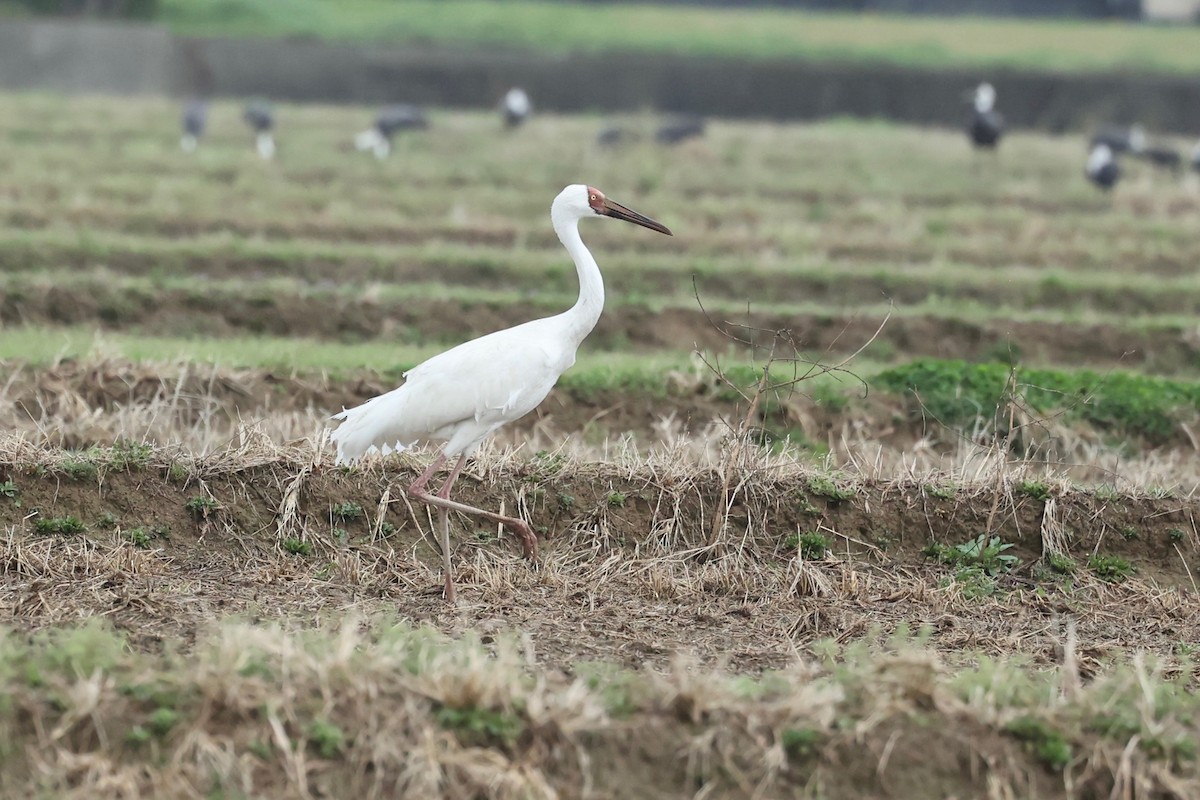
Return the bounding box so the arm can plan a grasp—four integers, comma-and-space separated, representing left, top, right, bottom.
330, 323, 568, 464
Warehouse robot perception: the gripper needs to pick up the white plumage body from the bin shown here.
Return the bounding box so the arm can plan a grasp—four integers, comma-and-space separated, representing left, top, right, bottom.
328, 184, 673, 468
326, 184, 669, 602
331, 315, 576, 464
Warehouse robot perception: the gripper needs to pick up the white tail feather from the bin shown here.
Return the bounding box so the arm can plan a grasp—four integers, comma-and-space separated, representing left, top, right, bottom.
328, 385, 417, 465
354, 128, 384, 152
256, 133, 276, 160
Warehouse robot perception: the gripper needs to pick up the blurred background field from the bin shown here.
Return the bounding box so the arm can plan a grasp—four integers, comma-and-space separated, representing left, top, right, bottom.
3, 2, 1200, 798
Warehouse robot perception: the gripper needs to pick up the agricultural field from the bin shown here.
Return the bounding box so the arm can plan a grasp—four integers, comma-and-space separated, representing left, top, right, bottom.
2, 92, 1200, 798
150, 0, 1200, 75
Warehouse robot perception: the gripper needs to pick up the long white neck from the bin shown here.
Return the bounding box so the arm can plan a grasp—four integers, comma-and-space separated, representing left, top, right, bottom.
553, 214, 605, 347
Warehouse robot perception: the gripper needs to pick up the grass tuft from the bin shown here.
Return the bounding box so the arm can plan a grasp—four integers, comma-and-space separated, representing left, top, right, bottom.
1004, 716, 1072, 771
185, 496, 218, 519
1089, 553, 1134, 582
283, 538, 313, 556
332, 501, 365, 523
34, 515, 86, 536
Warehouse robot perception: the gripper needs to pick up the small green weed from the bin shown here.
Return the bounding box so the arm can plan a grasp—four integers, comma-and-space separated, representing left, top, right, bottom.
109, 440, 153, 471
527, 450, 566, 481
1118, 525, 1138, 541
1089, 553, 1133, 582
556, 492, 575, 510
283, 538, 313, 556
124, 526, 167, 548
780, 727, 822, 758
148, 707, 180, 737
248, 739, 273, 760
1167, 527, 1185, 543
0, 479, 17, 498
34, 516, 86, 536
126, 725, 152, 745
925, 483, 957, 500
1047, 554, 1076, 575
1004, 717, 1072, 770
925, 534, 1018, 576
378, 521, 397, 537
938, 567, 998, 600
61, 458, 98, 482
167, 462, 189, 483
125, 527, 151, 548
331, 501, 364, 523
307, 719, 344, 758
785, 531, 831, 560
435, 705, 523, 745
805, 474, 855, 503
1088, 713, 1139, 740
1017, 480, 1051, 501
96, 511, 119, 530
606, 491, 626, 508
185, 496, 218, 519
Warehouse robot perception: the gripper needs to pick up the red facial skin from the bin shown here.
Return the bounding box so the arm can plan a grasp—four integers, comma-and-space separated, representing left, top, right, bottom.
587, 186, 606, 214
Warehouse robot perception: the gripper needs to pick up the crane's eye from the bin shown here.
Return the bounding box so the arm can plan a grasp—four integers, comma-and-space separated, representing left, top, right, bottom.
589, 195, 597, 201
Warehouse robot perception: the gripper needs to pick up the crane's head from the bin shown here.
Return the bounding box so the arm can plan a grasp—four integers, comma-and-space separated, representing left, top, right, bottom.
553, 184, 672, 235
964, 81, 993, 112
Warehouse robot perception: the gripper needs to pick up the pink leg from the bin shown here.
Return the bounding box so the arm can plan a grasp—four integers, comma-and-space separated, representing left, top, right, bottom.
408, 454, 539, 563
433, 455, 467, 604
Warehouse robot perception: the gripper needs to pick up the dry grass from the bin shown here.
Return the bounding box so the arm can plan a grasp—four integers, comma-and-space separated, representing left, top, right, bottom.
2, 614, 1199, 799
0, 355, 1198, 492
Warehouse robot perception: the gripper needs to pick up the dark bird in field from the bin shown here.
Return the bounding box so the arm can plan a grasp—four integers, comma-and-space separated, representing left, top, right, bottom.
354, 105, 428, 159
655, 115, 706, 145
1086, 144, 1121, 191
596, 124, 638, 147
501, 87, 532, 129
965, 83, 1004, 149
180, 99, 207, 153
1090, 124, 1146, 156
1140, 144, 1182, 173
243, 102, 276, 160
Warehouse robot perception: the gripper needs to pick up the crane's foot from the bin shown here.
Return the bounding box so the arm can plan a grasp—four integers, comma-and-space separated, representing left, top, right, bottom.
509, 521, 539, 562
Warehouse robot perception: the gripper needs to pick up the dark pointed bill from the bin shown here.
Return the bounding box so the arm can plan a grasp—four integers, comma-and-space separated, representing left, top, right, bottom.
602, 198, 672, 236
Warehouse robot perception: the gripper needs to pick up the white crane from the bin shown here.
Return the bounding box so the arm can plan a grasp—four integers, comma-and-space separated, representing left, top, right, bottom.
965, 82, 1003, 149
355, 105, 429, 159
1086, 144, 1121, 191
502, 88, 532, 128
243, 102, 276, 160
330, 185, 671, 602
180, 99, 207, 153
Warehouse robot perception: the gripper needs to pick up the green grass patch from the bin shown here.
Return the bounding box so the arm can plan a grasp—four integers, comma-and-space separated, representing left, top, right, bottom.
434, 705, 523, 746
924, 534, 1018, 577
331, 501, 365, 523
185, 496, 218, 519
785, 531, 832, 560
1089, 553, 1134, 582
1004, 716, 1072, 771
283, 538, 313, 557
34, 515, 86, 536
805, 474, 856, 503
876, 359, 1200, 444
155, 0, 1200, 75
